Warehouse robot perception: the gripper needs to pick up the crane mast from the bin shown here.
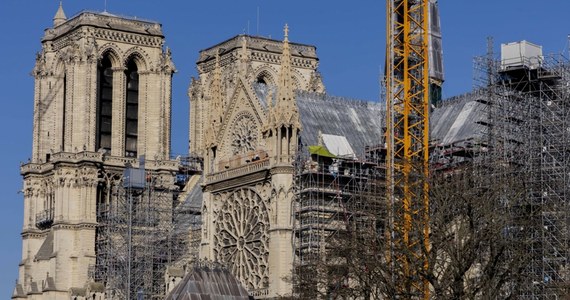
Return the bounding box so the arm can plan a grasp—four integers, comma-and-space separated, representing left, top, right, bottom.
385, 0, 430, 298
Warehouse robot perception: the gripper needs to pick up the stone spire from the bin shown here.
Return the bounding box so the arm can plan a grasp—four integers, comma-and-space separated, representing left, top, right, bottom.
53, 1, 67, 27
275, 24, 299, 126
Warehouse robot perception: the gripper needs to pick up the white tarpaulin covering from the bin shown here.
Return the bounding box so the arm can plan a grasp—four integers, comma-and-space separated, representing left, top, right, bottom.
322, 134, 356, 159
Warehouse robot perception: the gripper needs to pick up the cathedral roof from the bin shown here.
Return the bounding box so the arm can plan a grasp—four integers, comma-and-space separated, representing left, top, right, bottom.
164, 264, 249, 300
34, 230, 54, 261
174, 175, 203, 235
430, 90, 488, 146
253, 83, 386, 158
253, 82, 484, 158
296, 91, 385, 158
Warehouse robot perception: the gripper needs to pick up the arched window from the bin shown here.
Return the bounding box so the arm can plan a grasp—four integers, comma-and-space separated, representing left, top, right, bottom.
97, 56, 113, 151
125, 59, 139, 157
255, 70, 274, 86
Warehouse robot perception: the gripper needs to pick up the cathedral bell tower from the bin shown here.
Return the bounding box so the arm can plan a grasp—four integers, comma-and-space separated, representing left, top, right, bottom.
14, 4, 177, 299
190, 25, 323, 298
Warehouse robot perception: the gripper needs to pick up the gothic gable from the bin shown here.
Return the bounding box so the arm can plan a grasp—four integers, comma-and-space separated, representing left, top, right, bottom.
216, 77, 267, 158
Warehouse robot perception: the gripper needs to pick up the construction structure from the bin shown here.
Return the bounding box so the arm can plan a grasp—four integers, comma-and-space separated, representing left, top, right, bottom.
431, 39, 570, 298
485, 41, 570, 298
292, 142, 386, 297
290, 0, 444, 297
92, 156, 202, 299
385, 0, 432, 297
19, 2, 570, 300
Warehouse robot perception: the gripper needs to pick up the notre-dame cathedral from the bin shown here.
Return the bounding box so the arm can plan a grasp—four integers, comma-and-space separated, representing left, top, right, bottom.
13, 4, 393, 299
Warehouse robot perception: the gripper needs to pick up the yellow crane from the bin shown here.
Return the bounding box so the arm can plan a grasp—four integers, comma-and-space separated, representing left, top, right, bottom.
385, 0, 431, 298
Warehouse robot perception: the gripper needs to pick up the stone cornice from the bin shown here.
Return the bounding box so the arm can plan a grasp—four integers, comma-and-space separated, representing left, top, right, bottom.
45, 22, 163, 54
199, 51, 317, 74
93, 28, 163, 48
250, 288, 269, 298
21, 229, 48, 239
270, 165, 295, 175
251, 50, 317, 69
199, 35, 316, 62
52, 222, 98, 230
21, 151, 179, 176
197, 35, 318, 74
268, 226, 293, 233
44, 11, 163, 42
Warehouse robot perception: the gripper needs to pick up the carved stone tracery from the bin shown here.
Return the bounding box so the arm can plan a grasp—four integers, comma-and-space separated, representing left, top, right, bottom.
214, 188, 269, 291
231, 114, 258, 155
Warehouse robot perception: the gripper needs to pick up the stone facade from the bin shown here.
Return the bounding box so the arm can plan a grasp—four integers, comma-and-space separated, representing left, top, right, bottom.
14, 5, 177, 299
189, 30, 324, 298
189, 33, 324, 157
15, 4, 330, 299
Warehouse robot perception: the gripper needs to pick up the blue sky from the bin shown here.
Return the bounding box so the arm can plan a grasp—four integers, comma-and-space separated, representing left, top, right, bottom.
1, 0, 570, 297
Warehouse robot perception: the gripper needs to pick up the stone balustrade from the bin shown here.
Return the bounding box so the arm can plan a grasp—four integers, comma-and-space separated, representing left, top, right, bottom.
207, 158, 269, 183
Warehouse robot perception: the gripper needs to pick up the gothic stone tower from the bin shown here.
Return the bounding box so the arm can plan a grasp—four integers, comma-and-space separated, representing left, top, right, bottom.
14, 5, 177, 299
189, 28, 324, 298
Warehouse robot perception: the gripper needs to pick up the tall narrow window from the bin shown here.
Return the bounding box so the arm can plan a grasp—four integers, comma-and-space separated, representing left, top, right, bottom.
62, 74, 67, 151
97, 56, 113, 151
125, 60, 139, 157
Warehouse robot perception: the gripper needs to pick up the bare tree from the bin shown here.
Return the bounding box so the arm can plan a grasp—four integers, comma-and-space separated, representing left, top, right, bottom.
426, 166, 531, 299
292, 164, 532, 299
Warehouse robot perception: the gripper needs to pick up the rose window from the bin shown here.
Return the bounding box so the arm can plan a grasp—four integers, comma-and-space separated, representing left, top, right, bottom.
231, 115, 258, 155
214, 188, 269, 290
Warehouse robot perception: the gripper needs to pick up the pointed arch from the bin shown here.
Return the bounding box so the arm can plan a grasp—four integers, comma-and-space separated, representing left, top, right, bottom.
48, 48, 72, 75
53, 58, 67, 76
123, 47, 150, 71
207, 75, 222, 98
253, 65, 278, 86
97, 44, 122, 68
290, 68, 304, 91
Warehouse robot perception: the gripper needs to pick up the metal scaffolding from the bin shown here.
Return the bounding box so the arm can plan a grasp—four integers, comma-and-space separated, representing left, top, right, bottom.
472, 41, 570, 298
292, 144, 386, 297
92, 156, 202, 300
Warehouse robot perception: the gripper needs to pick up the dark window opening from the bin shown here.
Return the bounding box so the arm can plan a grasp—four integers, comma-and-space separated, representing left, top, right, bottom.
97, 56, 113, 151
256, 76, 267, 85
125, 60, 139, 157
210, 146, 217, 173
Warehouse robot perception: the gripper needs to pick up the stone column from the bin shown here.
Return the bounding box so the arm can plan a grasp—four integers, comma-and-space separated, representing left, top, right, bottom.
267, 172, 294, 297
